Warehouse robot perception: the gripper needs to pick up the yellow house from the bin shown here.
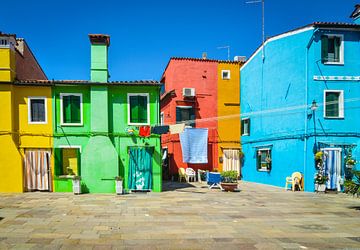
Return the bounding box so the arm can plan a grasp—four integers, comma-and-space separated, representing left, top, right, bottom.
217, 61, 243, 174
0, 32, 50, 192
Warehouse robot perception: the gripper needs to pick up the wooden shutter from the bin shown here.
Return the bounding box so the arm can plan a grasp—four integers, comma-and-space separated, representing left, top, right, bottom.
190, 107, 195, 127
334, 37, 340, 62
130, 96, 139, 123
321, 36, 328, 63
176, 107, 181, 123
63, 96, 72, 123
71, 96, 81, 123
138, 96, 148, 123
241, 120, 244, 135
326, 92, 339, 117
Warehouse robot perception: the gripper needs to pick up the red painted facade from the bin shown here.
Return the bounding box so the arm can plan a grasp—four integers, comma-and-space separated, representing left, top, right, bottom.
160, 58, 218, 178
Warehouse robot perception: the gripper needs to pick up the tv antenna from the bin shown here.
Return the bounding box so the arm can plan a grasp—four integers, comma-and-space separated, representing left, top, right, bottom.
246, 0, 265, 59
217, 45, 230, 60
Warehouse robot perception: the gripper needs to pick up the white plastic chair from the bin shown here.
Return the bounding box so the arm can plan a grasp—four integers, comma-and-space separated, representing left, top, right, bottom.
185, 168, 196, 182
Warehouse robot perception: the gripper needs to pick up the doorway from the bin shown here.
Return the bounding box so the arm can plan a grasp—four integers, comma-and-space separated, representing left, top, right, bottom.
128, 147, 153, 191
222, 149, 241, 177
322, 148, 342, 191
24, 149, 52, 191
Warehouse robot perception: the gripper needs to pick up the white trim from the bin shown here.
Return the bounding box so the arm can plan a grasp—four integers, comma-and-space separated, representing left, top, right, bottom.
59, 93, 83, 126
241, 26, 314, 70
241, 117, 250, 136
127, 93, 150, 126
28, 96, 47, 124
58, 145, 82, 153
322, 34, 344, 65
176, 106, 193, 109
323, 90, 344, 119
160, 112, 164, 125
221, 70, 231, 80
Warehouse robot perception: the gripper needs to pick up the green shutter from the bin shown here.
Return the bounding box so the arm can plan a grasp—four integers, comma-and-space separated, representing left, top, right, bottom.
130, 96, 139, 123
248, 119, 251, 135
176, 107, 181, 123
190, 108, 195, 127
321, 36, 328, 63
139, 96, 148, 123
326, 92, 339, 117
71, 96, 81, 123
241, 120, 244, 135
63, 96, 72, 123
334, 37, 340, 62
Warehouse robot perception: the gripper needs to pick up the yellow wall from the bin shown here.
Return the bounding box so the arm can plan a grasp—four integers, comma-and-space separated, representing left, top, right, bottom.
0, 84, 23, 192
217, 62, 242, 171
0, 48, 16, 82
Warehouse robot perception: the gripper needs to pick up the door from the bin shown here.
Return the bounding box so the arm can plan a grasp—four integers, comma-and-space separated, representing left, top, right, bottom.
128, 147, 153, 191
24, 149, 52, 191
222, 149, 241, 177
323, 148, 342, 191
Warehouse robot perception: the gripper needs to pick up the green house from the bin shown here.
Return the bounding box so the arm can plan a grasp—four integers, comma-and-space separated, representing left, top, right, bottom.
53, 34, 162, 193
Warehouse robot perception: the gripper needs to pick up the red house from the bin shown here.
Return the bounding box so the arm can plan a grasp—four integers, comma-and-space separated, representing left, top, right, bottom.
160, 57, 219, 179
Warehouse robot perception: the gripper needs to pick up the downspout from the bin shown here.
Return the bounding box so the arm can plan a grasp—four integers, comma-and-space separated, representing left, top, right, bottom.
304, 27, 318, 190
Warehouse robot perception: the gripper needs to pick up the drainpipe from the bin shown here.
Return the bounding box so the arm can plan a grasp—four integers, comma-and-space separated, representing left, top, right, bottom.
304, 27, 318, 191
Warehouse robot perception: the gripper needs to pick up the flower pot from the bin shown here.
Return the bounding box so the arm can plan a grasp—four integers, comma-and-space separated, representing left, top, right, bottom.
115, 179, 123, 195
346, 164, 354, 169
72, 179, 81, 195
315, 183, 326, 192
221, 182, 238, 192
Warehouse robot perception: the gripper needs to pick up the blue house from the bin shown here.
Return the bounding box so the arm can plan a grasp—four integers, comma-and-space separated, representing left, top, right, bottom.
240, 6, 360, 192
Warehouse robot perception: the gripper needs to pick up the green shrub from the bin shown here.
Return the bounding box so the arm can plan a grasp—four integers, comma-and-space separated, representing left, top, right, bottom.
221, 170, 238, 183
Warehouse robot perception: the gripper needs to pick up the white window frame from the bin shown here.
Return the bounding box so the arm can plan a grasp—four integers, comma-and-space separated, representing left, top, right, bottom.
323, 34, 344, 65
257, 148, 272, 172
221, 70, 231, 80
241, 118, 250, 136
160, 112, 164, 125
28, 96, 47, 124
323, 90, 344, 119
127, 93, 150, 126
60, 93, 83, 126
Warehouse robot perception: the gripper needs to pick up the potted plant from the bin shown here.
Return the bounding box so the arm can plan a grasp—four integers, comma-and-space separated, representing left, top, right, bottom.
344, 170, 360, 197
115, 176, 123, 195
345, 155, 357, 169
314, 173, 327, 192
220, 170, 239, 192
72, 175, 81, 195
315, 151, 323, 168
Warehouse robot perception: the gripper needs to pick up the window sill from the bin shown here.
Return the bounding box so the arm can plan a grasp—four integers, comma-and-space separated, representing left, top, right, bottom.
257, 169, 270, 172
323, 62, 344, 66
29, 122, 47, 125
323, 116, 344, 120
128, 123, 150, 126
57, 175, 77, 179
60, 123, 84, 127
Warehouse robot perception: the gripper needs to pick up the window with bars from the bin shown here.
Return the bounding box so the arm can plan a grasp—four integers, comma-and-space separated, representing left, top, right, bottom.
324, 90, 344, 118
128, 94, 149, 125
28, 97, 46, 123
321, 35, 343, 64
61, 94, 82, 125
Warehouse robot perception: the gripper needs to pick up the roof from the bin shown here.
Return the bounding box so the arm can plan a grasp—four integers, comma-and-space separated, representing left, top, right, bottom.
350, 4, 360, 19
1, 79, 161, 86
0, 32, 16, 38
160, 89, 176, 101
160, 57, 243, 82
241, 22, 360, 70
89, 34, 110, 46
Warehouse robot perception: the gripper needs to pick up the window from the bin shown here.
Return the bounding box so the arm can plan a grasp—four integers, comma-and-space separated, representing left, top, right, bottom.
324, 90, 344, 118
28, 97, 47, 124
241, 118, 250, 136
221, 70, 231, 80
60, 93, 83, 126
321, 35, 344, 64
128, 93, 149, 125
176, 106, 195, 127
56, 147, 81, 176
256, 148, 272, 172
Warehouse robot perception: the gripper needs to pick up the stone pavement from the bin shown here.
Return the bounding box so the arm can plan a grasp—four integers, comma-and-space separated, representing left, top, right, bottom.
0, 181, 360, 250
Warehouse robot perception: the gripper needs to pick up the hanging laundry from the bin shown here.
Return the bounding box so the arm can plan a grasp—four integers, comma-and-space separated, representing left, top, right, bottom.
151, 125, 170, 135
169, 123, 185, 134
179, 128, 208, 164
139, 126, 151, 137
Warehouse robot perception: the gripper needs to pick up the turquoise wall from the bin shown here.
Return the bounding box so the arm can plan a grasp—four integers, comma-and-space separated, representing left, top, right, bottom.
241, 26, 360, 191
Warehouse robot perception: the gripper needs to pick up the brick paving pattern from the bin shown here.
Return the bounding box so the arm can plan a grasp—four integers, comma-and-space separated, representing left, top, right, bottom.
0, 181, 360, 249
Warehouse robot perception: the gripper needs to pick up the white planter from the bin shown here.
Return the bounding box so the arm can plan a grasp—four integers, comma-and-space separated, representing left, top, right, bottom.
72, 179, 81, 195
115, 180, 123, 195
315, 183, 326, 192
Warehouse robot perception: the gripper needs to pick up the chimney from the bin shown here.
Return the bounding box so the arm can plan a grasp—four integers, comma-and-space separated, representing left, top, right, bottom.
202, 52, 207, 60
350, 4, 360, 24
89, 34, 110, 82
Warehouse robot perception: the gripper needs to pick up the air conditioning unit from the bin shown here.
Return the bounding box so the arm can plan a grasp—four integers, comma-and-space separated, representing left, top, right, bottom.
234, 56, 246, 62
183, 88, 195, 97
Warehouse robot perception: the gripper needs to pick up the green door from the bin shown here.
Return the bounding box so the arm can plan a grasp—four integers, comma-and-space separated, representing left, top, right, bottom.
128, 147, 153, 190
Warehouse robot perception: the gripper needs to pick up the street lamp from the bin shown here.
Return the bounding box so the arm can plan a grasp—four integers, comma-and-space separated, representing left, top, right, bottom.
311, 100, 318, 153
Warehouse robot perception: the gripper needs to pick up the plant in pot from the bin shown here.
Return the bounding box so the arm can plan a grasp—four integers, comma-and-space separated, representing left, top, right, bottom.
220, 170, 239, 192
115, 176, 123, 195
314, 173, 328, 192
72, 175, 81, 195
315, 151, 323, 169
344, 170, 360, 197
345, 154, 356, 169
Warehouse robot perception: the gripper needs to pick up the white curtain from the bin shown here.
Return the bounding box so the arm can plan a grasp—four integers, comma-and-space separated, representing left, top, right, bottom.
323, 148, 342, 191
223, 149, 241, 176
24, 149, 51, 191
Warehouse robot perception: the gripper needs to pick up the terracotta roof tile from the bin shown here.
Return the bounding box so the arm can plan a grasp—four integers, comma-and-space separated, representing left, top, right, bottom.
4, 79, 160, 86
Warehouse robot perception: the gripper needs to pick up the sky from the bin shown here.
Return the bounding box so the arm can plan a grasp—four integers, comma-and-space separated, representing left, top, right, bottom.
1, 0, 358, 81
